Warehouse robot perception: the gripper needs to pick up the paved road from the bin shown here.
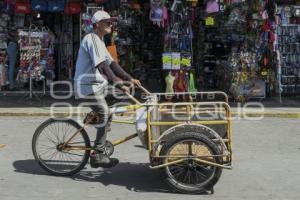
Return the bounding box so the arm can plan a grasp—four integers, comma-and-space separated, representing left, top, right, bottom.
0, 117, 299, 200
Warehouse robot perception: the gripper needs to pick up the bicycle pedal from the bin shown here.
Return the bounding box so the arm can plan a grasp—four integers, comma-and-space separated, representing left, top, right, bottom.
104, 141, 114, 156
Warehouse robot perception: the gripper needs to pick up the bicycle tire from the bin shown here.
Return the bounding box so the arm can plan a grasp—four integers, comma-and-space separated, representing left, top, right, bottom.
32, 118, 91, 176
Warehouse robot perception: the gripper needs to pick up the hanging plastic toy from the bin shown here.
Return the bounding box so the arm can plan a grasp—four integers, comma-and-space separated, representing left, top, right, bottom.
149, 0, 163, 27
188, 73, 197, 92
162, 4, 169, 28
165, 71, 176, 94
82, 13, 93, 34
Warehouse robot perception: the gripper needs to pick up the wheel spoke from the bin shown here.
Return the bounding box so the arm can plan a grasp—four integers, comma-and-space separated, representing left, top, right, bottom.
194, 162, 214, 176
194, 168, 208, 179
193, 168, 200, 184
48, 124, 59, 143
169, 165, 185, 175
38, 147, 56, 157
38, 144, 56, 149
188, 142, 193, 156
182, 169, 189, 183
62, 151, 85, 157
49, 127, 60, 144
43, 129, 58, 145
187, 169, 191, 184
42, 150, 59, 161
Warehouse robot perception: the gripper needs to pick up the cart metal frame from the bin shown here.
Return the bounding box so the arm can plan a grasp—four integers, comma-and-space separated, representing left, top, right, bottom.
59, 86, 232, 171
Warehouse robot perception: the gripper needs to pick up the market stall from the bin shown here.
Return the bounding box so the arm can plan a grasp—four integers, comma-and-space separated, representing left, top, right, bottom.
0, 0, 81, 97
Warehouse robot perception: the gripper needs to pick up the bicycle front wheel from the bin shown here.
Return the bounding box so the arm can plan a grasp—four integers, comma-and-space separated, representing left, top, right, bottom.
32, 119, 91, 176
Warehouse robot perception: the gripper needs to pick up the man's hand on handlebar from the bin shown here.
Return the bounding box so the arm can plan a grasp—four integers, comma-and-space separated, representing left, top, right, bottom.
120, 85, 130, 93
120, 79, 142, 94
130, 79, 141, 87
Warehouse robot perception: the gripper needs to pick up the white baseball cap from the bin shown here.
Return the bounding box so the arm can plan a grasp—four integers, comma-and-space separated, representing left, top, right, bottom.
91, 10, 118, 24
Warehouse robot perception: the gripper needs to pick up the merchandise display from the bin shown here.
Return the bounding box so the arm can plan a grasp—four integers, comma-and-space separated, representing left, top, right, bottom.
159, 0, 198, 96
0, 13, 10, 89
0, 0, 81, 95
277, 5, 300, 96
197, 0, 279, 101
16, 26, 56, 86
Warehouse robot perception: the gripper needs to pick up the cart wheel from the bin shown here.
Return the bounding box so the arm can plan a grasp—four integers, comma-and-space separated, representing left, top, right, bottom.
159, 132, 222, 194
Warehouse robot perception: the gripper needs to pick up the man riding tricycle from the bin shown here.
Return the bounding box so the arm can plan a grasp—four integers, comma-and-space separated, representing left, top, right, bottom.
32, 10, 232, 194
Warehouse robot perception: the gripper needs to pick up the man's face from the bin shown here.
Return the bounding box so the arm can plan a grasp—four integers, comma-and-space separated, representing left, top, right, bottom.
96, 20, 113, 35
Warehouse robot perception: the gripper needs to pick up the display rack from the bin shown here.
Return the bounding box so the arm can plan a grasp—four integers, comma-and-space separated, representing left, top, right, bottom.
16, 25, 55, 100
277, 24, 300, 97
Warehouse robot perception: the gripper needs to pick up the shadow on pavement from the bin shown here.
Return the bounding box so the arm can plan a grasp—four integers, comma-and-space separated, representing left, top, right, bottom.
13, 159, 170, 193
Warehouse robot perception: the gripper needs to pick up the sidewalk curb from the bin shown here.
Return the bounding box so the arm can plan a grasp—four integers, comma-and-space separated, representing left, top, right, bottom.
0, 112, 299, 118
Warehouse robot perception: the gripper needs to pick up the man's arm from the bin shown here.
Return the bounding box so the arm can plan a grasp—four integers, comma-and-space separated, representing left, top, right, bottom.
110, 61, 133, 81
97, 61, 123, 84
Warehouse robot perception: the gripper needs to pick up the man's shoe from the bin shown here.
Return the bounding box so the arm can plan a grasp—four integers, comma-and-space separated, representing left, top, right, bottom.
90, 152, 119, 168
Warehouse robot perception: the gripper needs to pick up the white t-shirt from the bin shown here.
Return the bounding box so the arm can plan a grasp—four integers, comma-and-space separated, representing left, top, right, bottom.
74, 33, 114, 98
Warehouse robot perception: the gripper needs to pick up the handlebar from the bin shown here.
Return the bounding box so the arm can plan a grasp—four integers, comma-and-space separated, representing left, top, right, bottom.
124, 92, 142, 105
138, 85, 151, 95
124, 85, 152, 105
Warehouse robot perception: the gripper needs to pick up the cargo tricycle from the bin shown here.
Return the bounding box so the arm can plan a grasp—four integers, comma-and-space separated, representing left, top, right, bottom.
32, 86, 232, 194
